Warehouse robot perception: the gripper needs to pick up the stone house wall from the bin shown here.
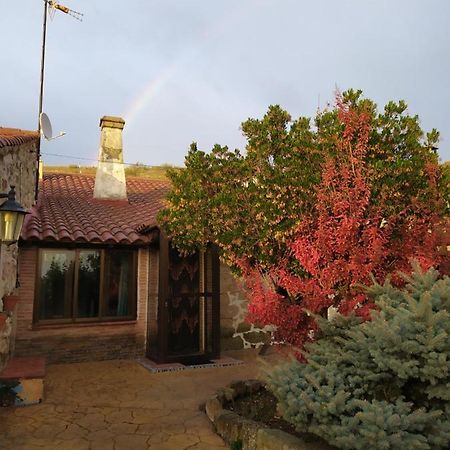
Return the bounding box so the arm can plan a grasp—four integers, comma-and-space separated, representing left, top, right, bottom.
0, 133, 39, 304
219, 264, 272, 351
0, 130, 39, 371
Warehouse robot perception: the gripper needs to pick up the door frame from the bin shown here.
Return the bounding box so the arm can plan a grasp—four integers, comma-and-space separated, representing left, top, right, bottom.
147, 230, 220, 363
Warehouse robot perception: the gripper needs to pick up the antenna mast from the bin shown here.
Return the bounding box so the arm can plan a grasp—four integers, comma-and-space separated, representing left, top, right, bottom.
38, 0, 83, 133
36, 0, 83, 199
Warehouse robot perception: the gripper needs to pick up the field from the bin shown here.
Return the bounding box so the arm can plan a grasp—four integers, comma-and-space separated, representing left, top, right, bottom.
43, 164, 180, 180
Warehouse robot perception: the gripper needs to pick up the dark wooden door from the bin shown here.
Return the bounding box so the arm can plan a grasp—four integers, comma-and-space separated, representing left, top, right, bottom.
147, 232, 220, 363
167, 247, 201, 356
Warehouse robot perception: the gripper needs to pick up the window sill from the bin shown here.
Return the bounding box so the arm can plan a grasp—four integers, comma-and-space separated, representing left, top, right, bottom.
32, 319, 137, 330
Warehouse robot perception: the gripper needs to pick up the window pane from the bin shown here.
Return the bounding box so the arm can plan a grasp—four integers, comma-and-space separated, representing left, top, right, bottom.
77, 250, 100, 318
39, 250, 74, 320
103, 250, 134, 317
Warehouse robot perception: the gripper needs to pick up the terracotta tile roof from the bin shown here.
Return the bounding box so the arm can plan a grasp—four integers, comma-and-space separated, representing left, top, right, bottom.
0, 128, 40, 148
22, 174, 171, 245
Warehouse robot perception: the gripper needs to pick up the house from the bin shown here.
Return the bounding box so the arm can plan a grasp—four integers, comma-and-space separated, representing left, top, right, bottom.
14, 116, 268, 365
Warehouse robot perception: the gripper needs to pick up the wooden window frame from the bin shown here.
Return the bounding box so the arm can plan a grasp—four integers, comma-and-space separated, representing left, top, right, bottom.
34, 247, 137, 325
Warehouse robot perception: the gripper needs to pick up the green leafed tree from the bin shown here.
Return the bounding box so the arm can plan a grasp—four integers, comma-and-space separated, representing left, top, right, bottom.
159, 90, 445, 273
159, 91, 448, 347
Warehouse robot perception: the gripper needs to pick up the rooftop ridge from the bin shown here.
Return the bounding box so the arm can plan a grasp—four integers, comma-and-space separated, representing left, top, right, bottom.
0, 128, 40, 148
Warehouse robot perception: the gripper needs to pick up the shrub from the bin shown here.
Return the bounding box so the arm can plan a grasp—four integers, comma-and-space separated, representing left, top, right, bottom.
265, 264, 450, 449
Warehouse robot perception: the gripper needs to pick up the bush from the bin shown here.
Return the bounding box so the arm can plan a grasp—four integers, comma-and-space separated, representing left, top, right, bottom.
265, 264, 450, 450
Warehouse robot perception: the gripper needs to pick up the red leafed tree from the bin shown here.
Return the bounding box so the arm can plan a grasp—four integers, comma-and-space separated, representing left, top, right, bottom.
243, 98, 449, 348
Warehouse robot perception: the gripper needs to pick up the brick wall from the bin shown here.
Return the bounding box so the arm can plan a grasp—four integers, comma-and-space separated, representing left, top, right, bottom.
14, 247, 150, 363
146, 249, 159, 358
14, 244, 257, 362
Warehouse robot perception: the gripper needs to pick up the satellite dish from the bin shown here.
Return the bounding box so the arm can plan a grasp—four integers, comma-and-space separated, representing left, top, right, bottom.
39, 112, 66, 141
40, 112, 53, 140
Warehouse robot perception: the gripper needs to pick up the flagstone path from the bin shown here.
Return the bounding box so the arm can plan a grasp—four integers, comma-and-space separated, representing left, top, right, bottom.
0, 350, 280, 450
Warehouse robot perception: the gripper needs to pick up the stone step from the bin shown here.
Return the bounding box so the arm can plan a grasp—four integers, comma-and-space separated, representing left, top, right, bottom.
0, 357, 46, 380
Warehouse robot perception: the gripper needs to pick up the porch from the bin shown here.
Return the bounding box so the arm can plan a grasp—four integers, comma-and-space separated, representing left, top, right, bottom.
0, 349, 280, 450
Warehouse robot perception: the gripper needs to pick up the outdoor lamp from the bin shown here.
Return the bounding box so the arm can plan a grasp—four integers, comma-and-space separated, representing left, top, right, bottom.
0, 186, 29, 244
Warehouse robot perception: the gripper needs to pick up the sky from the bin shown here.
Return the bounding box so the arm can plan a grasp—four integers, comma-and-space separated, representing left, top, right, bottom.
1, 0, 449, 167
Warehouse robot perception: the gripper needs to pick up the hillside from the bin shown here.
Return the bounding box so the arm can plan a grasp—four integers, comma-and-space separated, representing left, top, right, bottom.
43, 164, 179, 181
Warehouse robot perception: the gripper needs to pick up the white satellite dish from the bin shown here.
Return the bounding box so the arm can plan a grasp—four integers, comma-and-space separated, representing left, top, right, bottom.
39, 112, 66, 141
40, 112, 53, 139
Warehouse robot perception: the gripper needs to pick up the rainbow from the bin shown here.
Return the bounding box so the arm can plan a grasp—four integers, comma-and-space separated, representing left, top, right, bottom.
123, 57, 185, 129
123, 2, 252, 130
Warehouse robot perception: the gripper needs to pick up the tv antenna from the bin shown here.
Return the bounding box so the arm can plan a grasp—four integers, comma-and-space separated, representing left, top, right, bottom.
36, 0, 83, 198
38, 1, 84, 133
47, 1, 83, 21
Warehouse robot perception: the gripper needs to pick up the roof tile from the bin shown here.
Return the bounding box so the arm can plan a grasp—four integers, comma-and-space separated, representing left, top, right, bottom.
22, 174, 170, 245
0, 128, 40, 148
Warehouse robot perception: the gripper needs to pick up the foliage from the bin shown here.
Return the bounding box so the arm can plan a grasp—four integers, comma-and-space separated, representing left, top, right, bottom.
229, 440, 243, 450
264, 265, 450, 450
160, 90, 445, 270
240, 99, 448, 347
160, 90, 449, 348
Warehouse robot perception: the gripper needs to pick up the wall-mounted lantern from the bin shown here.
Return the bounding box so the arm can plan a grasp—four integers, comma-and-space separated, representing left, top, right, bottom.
0, 186, 29, 244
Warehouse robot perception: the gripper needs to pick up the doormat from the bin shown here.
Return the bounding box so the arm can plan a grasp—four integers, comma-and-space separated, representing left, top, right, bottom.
137, 356, 244, 373
179, 355, 212, 366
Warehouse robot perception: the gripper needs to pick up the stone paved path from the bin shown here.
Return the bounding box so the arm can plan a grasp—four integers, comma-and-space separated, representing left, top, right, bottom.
0, 350, 278, 450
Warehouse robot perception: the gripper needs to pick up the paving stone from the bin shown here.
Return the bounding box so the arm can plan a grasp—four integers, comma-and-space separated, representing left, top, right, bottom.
86, 429, 116, 442
57, 423, 89, 440
0, 350, 283, 450
199, 431, 229, 446
189, 443, 228, 450
77, 413, 108, 432
145, 430, 171, 443
156, 422, 187, 434
89, 439, 115, 450
131, 408, 170, 424
58, 439, 90, 450
164, 433, 200, 448
32, 422, 68, 439
135, 422, 160, 435
104, 409, 133, 424
113, 433, 149, 450
107, 421, 138, 434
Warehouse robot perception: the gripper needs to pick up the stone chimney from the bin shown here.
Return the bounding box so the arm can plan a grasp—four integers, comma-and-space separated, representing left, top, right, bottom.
93, 116, 127, 200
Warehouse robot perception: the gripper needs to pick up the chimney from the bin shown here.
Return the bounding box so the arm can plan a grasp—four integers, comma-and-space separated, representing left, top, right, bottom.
93, 116, 127, 200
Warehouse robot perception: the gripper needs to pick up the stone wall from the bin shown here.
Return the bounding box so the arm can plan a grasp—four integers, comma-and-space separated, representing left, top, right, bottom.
220, 264, 272, 351
0, 130, 39, 371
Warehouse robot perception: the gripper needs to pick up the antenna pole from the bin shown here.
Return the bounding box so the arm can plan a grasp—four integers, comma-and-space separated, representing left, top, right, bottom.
36, 0, 48, 200
38, 0, 48, 133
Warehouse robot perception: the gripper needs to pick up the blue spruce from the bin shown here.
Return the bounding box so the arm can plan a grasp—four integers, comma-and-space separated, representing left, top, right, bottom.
265, 263, 450, 450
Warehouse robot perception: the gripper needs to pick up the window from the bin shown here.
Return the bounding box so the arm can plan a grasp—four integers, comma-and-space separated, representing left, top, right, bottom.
36, 248, 137, 323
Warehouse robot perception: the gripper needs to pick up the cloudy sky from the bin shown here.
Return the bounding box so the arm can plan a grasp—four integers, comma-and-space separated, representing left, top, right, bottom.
1, 0, 449, 166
